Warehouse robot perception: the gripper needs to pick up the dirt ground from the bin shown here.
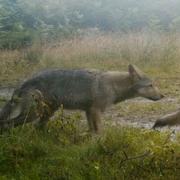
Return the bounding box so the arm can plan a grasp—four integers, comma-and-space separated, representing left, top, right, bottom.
104, 98, 180, 132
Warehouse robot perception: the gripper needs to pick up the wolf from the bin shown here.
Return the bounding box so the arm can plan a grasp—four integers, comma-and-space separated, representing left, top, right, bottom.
0, 65, 164, 133
153, 110, 180, 129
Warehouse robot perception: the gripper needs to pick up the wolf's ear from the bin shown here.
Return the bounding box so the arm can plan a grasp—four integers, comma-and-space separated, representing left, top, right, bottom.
128, 64, 144, 79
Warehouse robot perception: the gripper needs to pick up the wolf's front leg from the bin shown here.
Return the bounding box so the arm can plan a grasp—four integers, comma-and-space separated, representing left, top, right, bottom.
86, 108, 102, 134
153, 110, 180, 128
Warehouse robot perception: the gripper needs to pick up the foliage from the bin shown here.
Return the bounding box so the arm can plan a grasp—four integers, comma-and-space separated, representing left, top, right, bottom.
0, 0, 37, 49
1, 0, 180, 48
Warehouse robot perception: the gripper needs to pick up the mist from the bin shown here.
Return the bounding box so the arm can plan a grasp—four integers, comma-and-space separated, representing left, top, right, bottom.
1, 0, 180, 48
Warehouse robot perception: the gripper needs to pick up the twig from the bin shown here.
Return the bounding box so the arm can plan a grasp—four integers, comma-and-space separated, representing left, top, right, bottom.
119, 150, 151, 168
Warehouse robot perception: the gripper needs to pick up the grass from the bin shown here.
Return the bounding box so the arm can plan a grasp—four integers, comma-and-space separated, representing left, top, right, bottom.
0, 31, 180, 86
0, 119, 179, 179
0, 31, 180, 179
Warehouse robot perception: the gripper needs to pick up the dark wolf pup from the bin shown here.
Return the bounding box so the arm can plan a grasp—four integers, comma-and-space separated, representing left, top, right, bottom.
0, 65, 164, 133
153, 110, 180, 129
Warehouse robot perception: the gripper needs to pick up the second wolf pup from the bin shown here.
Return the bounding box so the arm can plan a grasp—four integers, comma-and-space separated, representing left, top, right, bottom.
153, 110, 180, 128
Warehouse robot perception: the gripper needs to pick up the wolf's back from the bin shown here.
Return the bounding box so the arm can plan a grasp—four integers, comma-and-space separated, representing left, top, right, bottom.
19, 69, 102, 110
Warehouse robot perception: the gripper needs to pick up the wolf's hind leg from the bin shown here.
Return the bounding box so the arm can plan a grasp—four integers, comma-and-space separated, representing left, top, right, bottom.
34, 119, 47, 129
33, 114, 50, 129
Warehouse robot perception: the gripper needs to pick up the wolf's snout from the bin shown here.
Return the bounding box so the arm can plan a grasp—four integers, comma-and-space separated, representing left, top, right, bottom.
154, 94, 164, 101
153, 93, 165, 101
149, 94, 164, 101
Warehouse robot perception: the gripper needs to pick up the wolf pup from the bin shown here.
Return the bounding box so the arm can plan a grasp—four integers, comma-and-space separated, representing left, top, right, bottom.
0, 65, 164, 133
153, 110, 180, 129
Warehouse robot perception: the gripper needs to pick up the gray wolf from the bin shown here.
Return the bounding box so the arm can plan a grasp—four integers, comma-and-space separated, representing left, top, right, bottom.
0, 65, 164, 133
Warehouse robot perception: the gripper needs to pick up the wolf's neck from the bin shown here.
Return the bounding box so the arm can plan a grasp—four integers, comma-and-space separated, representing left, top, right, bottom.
107, 72, 136, 103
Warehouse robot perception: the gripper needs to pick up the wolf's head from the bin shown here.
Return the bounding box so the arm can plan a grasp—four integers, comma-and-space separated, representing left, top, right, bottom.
0, 88, 46, 129
128, 64, 164, 101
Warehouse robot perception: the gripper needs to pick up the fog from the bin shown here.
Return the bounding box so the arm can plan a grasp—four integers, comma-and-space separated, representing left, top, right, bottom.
16, 0, 180, 30
1, 0, 180, 48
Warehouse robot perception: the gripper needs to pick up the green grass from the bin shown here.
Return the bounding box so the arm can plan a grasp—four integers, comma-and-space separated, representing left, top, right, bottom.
0, 110, 179, 179
0, 122, 179, 179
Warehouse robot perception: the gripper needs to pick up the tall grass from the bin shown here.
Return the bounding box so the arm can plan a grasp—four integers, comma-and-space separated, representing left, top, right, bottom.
40, 32, 180, 71
0, 31, 180, 87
